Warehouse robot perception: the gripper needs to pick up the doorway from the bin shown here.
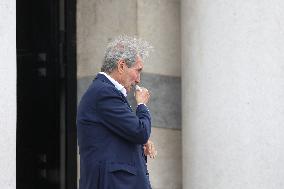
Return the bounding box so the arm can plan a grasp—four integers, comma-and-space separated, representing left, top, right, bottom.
16, 0, 77, 188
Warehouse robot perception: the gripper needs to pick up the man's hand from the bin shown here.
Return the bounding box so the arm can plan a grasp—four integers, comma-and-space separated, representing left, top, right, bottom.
135, 86, 150, 105
143, 140, 157, 159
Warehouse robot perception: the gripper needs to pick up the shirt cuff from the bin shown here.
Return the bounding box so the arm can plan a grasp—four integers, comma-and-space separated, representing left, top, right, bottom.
137, 103, 147, 107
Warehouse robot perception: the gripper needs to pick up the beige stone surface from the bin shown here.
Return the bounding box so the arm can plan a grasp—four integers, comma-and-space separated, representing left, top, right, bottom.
77, 0, 137, 77
138, 0, 181, 77
182, 0, 284, 188
77, 0, 181, 78
148, 127, 182, 189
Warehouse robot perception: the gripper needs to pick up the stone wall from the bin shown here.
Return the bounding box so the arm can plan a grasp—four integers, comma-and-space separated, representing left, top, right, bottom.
77, 0, 182, 188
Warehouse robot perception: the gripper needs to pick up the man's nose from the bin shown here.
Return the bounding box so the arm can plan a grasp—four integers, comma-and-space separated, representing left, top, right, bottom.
135, 74, 141, 84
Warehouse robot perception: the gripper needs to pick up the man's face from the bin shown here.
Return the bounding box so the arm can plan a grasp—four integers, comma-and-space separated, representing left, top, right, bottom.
121, 56, 143, 93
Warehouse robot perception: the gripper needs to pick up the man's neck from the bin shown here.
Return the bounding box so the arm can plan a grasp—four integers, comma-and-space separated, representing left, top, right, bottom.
108, 71, 122, 84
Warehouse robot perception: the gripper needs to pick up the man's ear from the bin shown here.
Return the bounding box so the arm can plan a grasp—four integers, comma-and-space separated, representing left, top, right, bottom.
117, 59, 125, 74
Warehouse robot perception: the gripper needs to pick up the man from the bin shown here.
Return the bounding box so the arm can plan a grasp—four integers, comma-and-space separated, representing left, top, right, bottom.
77, 36, 156, 189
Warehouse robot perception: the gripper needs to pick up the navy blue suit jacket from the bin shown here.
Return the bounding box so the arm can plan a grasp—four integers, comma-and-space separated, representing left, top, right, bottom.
77, 74, 152, 189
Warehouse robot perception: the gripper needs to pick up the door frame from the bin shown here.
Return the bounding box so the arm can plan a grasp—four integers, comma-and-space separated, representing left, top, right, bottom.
64, 0, 77, 188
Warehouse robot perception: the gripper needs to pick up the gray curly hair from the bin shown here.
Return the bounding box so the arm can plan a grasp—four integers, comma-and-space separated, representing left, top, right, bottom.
101, 35, 153, 73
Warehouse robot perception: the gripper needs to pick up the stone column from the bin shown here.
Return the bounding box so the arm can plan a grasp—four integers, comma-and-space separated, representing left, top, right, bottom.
0, 0, 16, 188
181, 0, 284, 188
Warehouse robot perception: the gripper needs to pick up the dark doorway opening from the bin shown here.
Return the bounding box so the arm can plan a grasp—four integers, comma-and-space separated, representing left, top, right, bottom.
16, 0, 77, 188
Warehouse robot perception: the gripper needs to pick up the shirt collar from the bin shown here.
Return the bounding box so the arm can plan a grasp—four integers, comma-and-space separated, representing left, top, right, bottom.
99, 72, 127, 97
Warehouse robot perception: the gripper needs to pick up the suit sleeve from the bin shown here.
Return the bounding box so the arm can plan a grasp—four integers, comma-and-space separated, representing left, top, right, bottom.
96, 87, 151, 144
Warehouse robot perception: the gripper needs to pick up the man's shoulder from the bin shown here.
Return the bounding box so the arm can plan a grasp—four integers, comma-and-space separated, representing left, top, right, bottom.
89, 81, 114, 95
89, 74, 110, 88
79, 79, 120, 111
90, 78, 120, 97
